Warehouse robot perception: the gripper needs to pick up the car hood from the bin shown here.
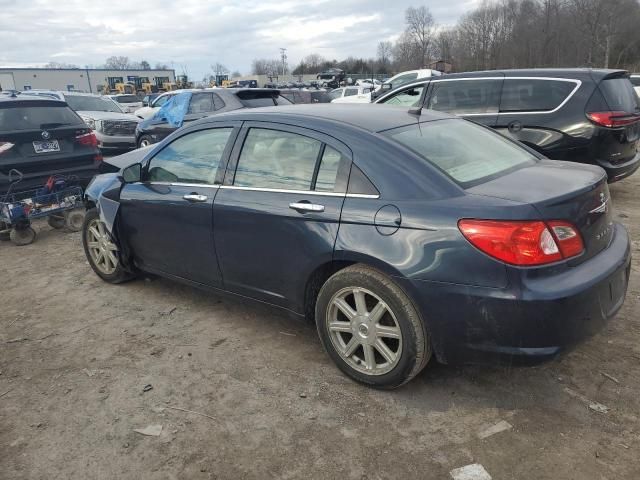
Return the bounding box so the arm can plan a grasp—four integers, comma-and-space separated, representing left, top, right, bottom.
77, 110, 140, 121
103, 145, 153, 171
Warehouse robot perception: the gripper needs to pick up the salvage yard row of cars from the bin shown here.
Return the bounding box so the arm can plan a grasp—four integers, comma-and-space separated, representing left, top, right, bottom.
0, 67, 637, 387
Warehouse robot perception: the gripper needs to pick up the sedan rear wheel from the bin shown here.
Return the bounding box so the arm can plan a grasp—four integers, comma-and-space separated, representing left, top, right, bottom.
316, 264, 431, 388
327, 287, 402, 376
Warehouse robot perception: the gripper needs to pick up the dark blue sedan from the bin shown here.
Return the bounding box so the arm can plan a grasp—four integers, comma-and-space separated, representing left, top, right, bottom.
83, 104, 631, 388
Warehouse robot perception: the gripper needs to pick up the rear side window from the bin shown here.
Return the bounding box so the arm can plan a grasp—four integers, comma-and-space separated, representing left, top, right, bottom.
599, 78, 640, 112
630, 77, 640, 87
0, 103, 82, 131
385, 119, 536, 187
428, 79, 501, 114
500, 79, 576, 112
146, 128, 233, 184
344, 89, 358, 97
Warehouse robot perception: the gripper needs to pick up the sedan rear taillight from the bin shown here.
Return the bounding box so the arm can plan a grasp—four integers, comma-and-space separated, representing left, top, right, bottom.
75, 132, 98, 147
586, 111, 640, 128
458, 219, 584, 266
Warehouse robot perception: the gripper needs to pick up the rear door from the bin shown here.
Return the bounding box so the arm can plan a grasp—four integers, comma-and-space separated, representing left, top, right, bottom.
0, 100, 98, 189
213, 122, 351, 312
425, 76, 504, 127
118, 123, 239, 287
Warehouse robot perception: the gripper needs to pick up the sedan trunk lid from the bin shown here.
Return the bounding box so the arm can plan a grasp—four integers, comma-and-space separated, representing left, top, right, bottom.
467, 160, 613, 264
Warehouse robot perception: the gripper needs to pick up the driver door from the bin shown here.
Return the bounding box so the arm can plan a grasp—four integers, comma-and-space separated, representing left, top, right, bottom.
118, 124, 240, 287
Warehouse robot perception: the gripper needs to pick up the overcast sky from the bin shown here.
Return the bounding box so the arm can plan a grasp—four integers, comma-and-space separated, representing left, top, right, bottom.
0, 0, 479, 79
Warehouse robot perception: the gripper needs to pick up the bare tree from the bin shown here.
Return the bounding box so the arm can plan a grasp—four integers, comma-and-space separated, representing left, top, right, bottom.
251, 58, 281, 75
44, 61, 79, 69
104, 56, 131, 70
405, 6, 436, 67
377, 41, 393, 68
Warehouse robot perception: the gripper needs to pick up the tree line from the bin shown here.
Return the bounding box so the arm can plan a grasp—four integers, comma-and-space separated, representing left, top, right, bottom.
252, 0, 640, 76
44, 57, 171, 70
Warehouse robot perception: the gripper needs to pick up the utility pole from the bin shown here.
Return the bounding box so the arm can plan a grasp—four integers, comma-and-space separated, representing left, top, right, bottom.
279, 48, 288, 77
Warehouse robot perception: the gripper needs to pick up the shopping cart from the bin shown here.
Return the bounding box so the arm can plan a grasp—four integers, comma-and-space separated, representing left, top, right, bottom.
0, 169, 85, 246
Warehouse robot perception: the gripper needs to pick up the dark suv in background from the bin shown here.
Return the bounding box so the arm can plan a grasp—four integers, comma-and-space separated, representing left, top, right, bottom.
375, 69, 640, 182
0, 95, 103, 195
135, 88, 292, 147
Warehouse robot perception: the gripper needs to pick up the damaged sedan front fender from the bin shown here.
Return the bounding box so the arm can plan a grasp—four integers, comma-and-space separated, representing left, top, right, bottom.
84, 173, 124, 234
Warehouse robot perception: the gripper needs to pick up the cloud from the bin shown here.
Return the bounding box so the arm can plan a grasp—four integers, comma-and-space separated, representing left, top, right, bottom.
0, 0, 479, 78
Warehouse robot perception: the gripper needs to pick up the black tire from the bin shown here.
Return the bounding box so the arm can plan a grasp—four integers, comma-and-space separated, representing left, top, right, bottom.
315, 264, 431, 389
47, 214, 65, 229
82, 208, 134, 284
138, 135, 153, 149
64, 209, 85, 232
10, 226, 36, 246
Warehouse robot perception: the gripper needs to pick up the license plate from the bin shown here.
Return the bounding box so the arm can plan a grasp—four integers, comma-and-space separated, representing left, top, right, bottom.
33, 139, 60, 153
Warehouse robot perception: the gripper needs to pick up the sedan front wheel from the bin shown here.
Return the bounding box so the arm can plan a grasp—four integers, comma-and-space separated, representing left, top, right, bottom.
316, 265, 431, 388
82, 208, 134, 284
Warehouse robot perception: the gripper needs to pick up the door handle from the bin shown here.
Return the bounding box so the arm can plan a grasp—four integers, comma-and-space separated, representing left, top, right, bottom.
183, 193, 208, 202
289, 202, 325, 213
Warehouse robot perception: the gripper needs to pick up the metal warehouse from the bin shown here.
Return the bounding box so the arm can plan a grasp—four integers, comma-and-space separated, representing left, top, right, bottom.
0, 67, 176, 94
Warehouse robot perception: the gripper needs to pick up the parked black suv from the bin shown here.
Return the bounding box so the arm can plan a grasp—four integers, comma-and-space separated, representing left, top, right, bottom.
136, 88, 292, 147
374, 69, 640, 181
0, 95, 103, 195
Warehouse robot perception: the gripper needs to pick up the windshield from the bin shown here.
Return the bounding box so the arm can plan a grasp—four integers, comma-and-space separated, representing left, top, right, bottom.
113, 95, 140, 103
64, 95, 122, 113
385, 119, 536, 187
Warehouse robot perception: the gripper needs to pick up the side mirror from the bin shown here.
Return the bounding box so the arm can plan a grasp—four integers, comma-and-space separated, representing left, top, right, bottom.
382, 83, 392, 91
122, 163, 142, 183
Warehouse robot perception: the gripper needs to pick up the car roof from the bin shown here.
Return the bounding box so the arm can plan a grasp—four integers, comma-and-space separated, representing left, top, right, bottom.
201, 104, 453, 133
0, 95, 67, 105
440, 68, 627, 81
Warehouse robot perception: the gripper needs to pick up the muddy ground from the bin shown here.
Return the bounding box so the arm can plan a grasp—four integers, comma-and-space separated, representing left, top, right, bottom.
1, 174, 639, 480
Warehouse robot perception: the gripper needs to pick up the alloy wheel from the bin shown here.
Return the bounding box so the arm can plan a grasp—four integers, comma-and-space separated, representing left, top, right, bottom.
85, 218, 119, 275
326, 287, 403, 376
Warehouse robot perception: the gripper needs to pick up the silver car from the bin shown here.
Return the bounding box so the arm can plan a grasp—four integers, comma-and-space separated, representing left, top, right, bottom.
19, 90, 140, 151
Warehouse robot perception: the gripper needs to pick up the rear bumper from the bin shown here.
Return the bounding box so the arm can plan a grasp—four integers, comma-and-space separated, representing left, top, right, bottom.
597, 151, 640, 182
399, 222, 631, 365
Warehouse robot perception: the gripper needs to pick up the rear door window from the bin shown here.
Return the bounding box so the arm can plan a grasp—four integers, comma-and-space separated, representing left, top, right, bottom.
234, 128, 321, 190
146, 128, 233, 184
500, 79, 576, 112
189, 93, 214, 113
233, 128, 348, 192
0, 103, 82, 131
428, 79, 501, 114
599, 77, 640, 112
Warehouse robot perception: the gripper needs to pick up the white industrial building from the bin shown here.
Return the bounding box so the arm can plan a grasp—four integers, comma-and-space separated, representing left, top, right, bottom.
0, 67, 176, 94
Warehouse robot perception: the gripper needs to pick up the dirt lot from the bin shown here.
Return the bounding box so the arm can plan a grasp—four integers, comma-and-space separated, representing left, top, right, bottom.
1, 175, 639, 480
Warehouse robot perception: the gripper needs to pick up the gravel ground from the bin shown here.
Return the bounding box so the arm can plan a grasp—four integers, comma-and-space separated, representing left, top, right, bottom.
1, 174, 639, 480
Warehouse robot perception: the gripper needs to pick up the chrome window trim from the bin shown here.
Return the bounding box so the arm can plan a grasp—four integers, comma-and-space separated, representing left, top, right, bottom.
375, 76, 582, 115
430, 76, 582, 116
147, 181, 220, 188
219, 185, 379, 199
